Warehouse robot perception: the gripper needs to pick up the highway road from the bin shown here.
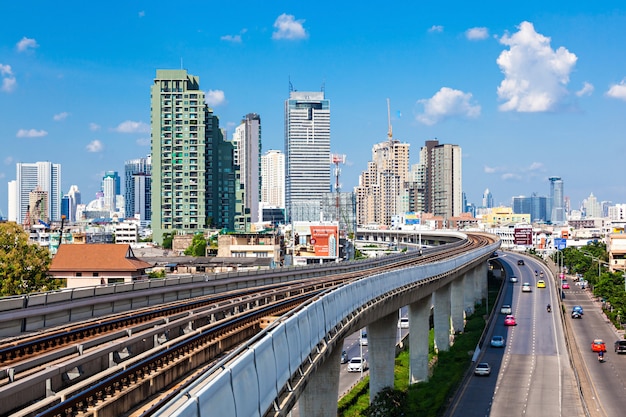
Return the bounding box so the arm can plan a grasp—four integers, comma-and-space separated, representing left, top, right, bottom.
449, 253, 584, 417
561, 275, 626, 417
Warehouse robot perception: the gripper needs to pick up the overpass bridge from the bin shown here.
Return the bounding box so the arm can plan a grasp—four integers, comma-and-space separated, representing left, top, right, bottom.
153, 232, 499, 417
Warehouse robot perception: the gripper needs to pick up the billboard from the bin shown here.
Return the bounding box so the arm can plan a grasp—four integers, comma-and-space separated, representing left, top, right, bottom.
513, 227, 532, 245
293, 222, 339, 258
554, 238, 567, 250
405, 212, 421, 225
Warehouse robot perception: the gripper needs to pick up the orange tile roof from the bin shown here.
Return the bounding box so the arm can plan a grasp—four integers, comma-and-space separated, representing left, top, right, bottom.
50, 244, 152, 272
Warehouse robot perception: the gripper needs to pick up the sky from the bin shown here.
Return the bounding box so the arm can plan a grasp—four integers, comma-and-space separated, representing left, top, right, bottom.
2, 1, 626, 219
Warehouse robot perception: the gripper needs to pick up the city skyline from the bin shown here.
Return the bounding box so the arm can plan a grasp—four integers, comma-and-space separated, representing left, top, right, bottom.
2, 2, 626, 217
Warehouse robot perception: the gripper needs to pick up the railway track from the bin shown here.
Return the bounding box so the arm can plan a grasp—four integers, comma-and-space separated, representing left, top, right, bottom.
0, 232, 495, 416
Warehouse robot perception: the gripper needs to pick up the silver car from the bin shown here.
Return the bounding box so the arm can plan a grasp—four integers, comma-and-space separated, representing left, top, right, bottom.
474, 362, 491, 376
500, 304, 512, 315
347, 357, 367, 372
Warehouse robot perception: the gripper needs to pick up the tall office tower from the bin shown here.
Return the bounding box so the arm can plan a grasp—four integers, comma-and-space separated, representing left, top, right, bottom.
548, 176, 564, 224
284, 90, 330, 222
64, 185, 81, 222
355, 137, 410, 227
102, 171, 120, 212
151, 69, 235, 244
416, 140, 462, 219
7, 180, 17, 222
14, 161, 62, 224
583, 193, 602, 218
512, 193, 548, 222
233, 113, 261, 224
261, 150, 285, 208
482, 188, 494, 208
125, 156, 152, 221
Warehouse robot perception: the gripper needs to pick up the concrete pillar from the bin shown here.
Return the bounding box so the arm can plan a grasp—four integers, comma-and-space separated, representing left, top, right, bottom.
479, 262, 488, 300
433, 284, 451, 352
369, 312, 398, 403
473, 266, 483, 305
450, 277, 464, 333
299, 344, 342, 417
463, 271, 475, 315
409, 296, 431, 383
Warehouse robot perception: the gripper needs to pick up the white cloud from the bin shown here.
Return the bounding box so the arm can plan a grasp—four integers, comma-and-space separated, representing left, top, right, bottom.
16, 128, 47, 138
0, 64, 16, 93
16, 37, 38, 52
466, 27, 489, 41
113, 120, 149, 133
428, 25, 444, 33
89, 122, 101, 131
53, 112, 69, 121
501, 173, 523, 181
86, 140, 103, 152
205, 89, 226, 107
497, 21, 577, 112
272, 14, 308, 40
416, 87, 481, 125
484, 166, 497, 174
221, 34, 242, 43
527, 162, 544, 171
136, 137, 150, 146
606, 79, 626, 101
576, 82, 594, 97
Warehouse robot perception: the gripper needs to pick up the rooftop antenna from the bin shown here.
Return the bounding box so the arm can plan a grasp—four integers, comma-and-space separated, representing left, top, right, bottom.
289, 77, 294, 93
387, 98, 393, 142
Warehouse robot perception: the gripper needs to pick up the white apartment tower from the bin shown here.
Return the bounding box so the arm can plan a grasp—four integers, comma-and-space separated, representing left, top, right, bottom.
284, 90, 330, 222
233, 113, 261, 223
261, 150, 285, 208
12, 161, 62, 224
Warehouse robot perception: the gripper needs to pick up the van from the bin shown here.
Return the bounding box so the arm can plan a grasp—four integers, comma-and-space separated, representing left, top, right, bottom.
615, 340, 626, 354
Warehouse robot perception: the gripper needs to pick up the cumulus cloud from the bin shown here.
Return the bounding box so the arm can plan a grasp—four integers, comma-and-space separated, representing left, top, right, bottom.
86, 140, 103, 152
416, 87, 481, 125
0, 64, 16, 93
606, 79, 626, 101
484, 166, 498, 174
205, 89, 226, 107
113, 120, 149, 133
576, 82, 594, 97
16, 37, 38, 52
89, 122, 101, 131
428, 25, 444, 33
466, 27, 489, 40
16, 129, 47, 138
501, 172, 523, 181
272, 14, 308, 40
53, 112, 69, 121
221, 34, 242, 43
526, 162, 544, 171
497, 21, 577, 112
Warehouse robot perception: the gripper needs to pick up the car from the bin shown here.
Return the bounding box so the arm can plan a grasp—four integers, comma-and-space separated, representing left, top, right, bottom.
474, 362, 491, 376
522, 282, 532, 292
341, 350, 349, 364
591, 339, 607, 352
509, 275, 518, 283
490, 335, 505, 347
571, 311, 582, 319
504, 315, 517, 326
517, 259, 525, 265
562, 282, 570, 289
572, 305, 584, 315
397, 317, 409, 329
615, 340, 626, 354
537, 280, 546, 288
347, 357, 367, 372
500, 304, 512, 315
359, 332, 368, 346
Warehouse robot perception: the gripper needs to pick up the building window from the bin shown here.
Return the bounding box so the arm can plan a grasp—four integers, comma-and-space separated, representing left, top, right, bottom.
93, 272, 99, 277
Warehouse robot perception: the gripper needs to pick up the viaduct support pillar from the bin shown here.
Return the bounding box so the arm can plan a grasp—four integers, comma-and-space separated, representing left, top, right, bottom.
368, 312, 398, 403
450, 275, 465, 333
464, 271, 475, 315
299, 343, 342, 417
433, 284, 451, 352
409, 296, 431, 383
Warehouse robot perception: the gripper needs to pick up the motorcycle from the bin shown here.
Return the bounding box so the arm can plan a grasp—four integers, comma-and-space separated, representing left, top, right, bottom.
598, 352, 605, 362
546, 305, 551, 313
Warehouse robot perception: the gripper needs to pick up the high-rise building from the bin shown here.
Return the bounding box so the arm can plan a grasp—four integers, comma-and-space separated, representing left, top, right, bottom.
150, 69, 235, 245
512, 193, 548, 222
548, 176, 564, 224
63, 185, 81, 222
583, 192, 602, 218
233, 114, 261, 224
416, 140, 462, 219
11, 161, 62, 224
355, 137, 410, 227
261, 150, 285, 209
102, 171, 120, 212
284, 90, 330, 222
125, 156, 152, 222
482, 188, 494, 208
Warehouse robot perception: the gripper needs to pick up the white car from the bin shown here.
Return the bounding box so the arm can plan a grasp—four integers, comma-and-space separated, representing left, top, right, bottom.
398, 317, 409, 328
522, 282, 532, 292
500, 304, 512, 315
347, 357, 367, 372
509, 276, 518, 283
474, 362, 491, 376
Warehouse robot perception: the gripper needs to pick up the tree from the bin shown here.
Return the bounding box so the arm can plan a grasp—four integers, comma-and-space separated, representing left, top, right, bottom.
184, 233, 207, 256
363, 387, 407, 417
0, 222, 57, 296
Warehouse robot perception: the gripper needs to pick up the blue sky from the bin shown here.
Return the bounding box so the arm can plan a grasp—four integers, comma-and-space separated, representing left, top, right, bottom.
2, 1, 626, 219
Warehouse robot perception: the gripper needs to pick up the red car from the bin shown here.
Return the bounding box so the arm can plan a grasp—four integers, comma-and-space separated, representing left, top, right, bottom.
504, 315, 517, 326
562, 282, 570, 289
591, 339, 607, 352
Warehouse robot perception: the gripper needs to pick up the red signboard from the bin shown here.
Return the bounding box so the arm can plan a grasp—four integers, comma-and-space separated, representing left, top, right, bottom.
514, 227, 532, 245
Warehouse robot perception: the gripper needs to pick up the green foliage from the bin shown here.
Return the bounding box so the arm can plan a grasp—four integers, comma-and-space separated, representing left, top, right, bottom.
0, 222, 57, 296
363, 387, 407, 417
162, 233, 173, 249
148, 269, 166, 278
184, 233, 207, 256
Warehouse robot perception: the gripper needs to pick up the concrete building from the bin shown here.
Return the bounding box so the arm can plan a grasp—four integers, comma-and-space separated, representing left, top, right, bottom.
512, 193, 548, 223
549, 176, 565, 224
10, 161, 62, 224
261, 150, 285, 209
125, 156, 152, 222
233, 114, 261, 225
284, 90, 330, 222
150, 69, 236, 245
